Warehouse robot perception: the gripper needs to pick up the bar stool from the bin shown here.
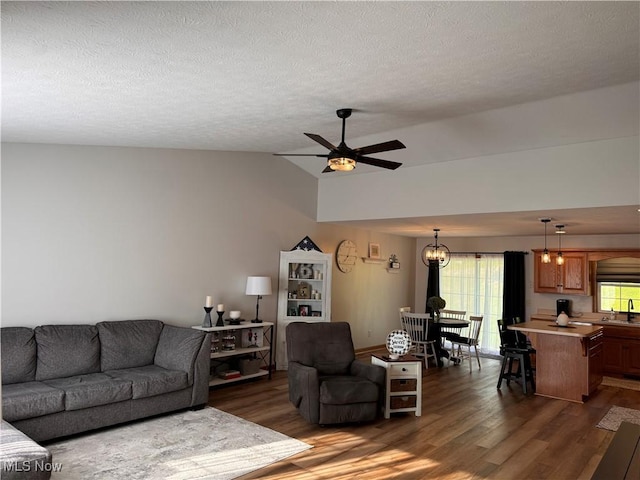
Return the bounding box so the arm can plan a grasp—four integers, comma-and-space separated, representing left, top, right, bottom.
496, 319, 535, 394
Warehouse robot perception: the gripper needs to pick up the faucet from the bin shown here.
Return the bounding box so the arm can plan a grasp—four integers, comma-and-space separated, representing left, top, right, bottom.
628, 299, 635, 323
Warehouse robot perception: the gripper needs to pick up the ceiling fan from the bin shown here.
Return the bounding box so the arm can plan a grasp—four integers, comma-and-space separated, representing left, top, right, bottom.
275, 108, 405, 173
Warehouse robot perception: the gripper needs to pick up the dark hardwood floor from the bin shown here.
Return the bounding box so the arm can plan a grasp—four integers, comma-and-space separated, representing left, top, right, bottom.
208, 349, 640, 480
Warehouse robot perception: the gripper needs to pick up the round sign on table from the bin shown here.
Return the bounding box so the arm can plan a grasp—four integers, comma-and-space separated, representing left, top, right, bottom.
386, 330, 411, 359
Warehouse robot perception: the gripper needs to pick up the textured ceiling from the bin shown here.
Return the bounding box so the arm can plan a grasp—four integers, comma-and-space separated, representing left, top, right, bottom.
3, 1, 638, 154
2, 1, 639, 238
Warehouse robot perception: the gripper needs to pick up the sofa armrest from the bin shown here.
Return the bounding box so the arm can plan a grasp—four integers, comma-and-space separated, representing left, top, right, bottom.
154, 325, 209, 385
288, 361, 320, 424
350, 359, 386, 388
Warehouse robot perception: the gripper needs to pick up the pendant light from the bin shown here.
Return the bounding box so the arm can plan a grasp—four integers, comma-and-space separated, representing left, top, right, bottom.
555, 224, 565, 266
540, 218, 551, 263
421, 228, 451, 268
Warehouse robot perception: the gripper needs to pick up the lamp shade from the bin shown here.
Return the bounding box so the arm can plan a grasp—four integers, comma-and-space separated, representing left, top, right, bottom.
245, 276, 272, 296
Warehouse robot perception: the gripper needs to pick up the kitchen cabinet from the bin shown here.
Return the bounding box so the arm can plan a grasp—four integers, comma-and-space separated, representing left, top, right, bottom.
276, 249, 332, 370
533, 251, 589, 295
602, 324, 640, 376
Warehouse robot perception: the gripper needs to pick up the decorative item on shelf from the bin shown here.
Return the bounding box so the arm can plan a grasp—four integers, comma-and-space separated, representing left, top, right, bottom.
202, 306, 213, 328
215, 304, 225, 327
540, 218, 551, 263
555, 224, 565, 265
222, 332, 236, 351
427, 296, 446, 321
289, 263, 299, 278
311, 311, 321, 317
386, 330, 412, 360
298, 304, 311, 317
421, 228, 451, 268
368, 242, 381, 259
291, 236, 322, 252
227, 310, 242, 325
297, 264, 314, 279
389, 254, 400, 269
297, 282, 311, 299
556, 311, 570, 326
246, 276, 272, 323
241, 328, 262, 348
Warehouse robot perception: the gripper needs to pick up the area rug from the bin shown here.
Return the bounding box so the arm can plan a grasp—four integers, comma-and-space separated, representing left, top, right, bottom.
47, 407, 311, 480
596, 405, 640, 432
601, 376, 640, 391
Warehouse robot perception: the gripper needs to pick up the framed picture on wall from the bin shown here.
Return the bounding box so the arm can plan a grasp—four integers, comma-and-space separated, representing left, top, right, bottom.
368, 242, 381, 259
298, 305, 311, 317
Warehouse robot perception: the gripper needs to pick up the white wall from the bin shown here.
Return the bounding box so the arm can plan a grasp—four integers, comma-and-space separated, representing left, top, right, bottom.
1, 143, 414, 351
413, 234, 640, 319
317, 135, 639, 222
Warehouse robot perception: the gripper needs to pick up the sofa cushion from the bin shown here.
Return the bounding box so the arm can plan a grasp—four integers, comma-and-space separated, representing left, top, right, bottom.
1, 327, 37, 385
2, 382, 65, 422
35, 325, 100, 381
43, 373, 133, 411
105, 365, 188, 399
319, 376, 379, 405
97, 320, 163, 371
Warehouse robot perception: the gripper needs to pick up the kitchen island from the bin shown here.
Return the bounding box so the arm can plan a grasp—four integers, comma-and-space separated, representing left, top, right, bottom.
509, 320, 603, 403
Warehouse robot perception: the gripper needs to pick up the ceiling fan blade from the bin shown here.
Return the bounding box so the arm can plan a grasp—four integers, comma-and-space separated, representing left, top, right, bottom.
358, 156, 402, 170
272, 153, 330, 157
353, 140, 405, 156
322, 165, 334, 173
304, 133, 337, 151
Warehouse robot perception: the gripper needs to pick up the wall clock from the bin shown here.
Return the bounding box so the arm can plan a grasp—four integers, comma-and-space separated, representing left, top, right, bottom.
336, 240, 357, 273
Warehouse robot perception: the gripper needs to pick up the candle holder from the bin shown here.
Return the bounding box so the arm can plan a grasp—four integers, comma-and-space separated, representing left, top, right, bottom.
216, 310, 225, 327
202, 306, 213, 328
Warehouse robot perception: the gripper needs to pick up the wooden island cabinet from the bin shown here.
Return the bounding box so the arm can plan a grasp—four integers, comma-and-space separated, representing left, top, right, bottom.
602, 324, 640, 377
509, 320, 603, 403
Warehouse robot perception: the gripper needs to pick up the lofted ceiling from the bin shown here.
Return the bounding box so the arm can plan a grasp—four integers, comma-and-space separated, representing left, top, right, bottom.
2, 1, 639, 238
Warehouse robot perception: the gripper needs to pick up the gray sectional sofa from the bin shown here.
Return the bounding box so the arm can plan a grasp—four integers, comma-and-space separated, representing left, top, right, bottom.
1, 319, 212, 443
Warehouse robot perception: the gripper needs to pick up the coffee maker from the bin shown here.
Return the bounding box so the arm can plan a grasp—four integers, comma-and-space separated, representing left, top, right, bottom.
557, 299, 571, 317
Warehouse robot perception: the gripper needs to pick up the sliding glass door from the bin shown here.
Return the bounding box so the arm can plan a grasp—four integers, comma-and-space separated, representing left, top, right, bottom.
440, 254, 504, 355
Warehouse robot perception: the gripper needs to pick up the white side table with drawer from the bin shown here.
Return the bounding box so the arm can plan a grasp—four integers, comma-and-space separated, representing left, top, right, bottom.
371, 354, 422, 419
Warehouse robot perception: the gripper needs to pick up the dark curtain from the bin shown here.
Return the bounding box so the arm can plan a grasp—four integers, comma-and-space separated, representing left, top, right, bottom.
425, 260, 440, 315
503, 251, 526, 326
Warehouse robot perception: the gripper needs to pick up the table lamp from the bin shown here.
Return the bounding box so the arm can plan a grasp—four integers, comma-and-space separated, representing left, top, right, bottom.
245, 276, 272, 323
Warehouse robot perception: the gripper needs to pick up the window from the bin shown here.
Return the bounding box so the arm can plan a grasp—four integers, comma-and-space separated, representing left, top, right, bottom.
440, 254, 504, 355
598, 282, 640, 313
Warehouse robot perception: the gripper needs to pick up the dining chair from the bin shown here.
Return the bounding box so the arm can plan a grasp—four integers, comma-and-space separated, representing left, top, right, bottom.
399, 306, 411, 328
496, 319, 535, 394
449, 315, 483, 372
400, 312, 437, 369
439, 309, 467, 350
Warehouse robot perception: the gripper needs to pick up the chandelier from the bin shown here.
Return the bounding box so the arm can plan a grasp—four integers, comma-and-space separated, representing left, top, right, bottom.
421, 228, 451, 268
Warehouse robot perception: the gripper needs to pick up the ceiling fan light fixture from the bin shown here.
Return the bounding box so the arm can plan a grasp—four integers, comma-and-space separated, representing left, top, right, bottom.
328, 157, 356, 171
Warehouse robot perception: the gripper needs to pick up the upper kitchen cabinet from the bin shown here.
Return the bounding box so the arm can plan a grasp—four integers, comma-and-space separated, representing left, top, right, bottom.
533, 250, 589, 295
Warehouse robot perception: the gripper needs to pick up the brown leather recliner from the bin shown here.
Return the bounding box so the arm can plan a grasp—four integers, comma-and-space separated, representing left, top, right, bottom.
286, 321, 385, 425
